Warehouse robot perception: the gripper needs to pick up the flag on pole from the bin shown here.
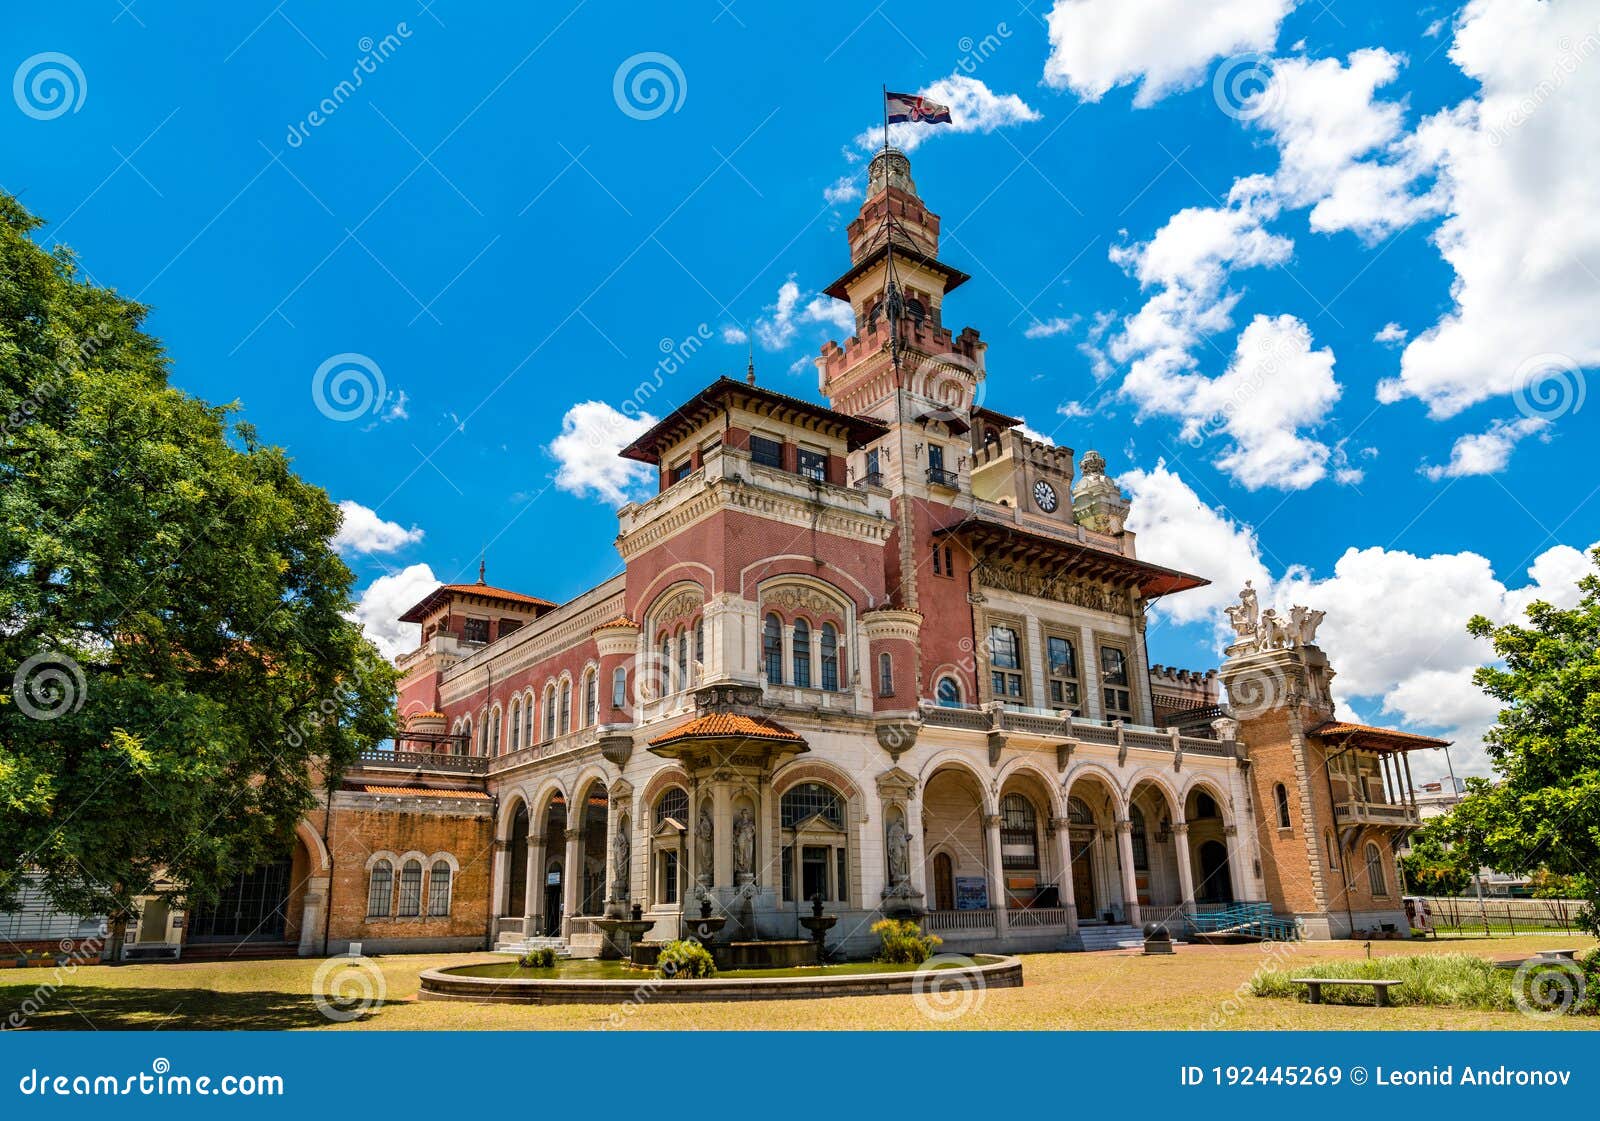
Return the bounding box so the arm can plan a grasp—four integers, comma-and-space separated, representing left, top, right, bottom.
885, 91, 953, 125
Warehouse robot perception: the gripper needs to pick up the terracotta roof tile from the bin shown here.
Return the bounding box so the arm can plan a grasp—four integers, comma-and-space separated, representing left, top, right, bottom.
1310, 720, 1450, 750
356, 784, 490, 800
647, 712, 803, 747
594, 616, 638, 630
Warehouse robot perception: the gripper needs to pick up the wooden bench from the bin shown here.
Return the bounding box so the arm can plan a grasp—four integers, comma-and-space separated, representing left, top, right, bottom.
1290, 978, 1405, 1007
1535, 949, 1580, 962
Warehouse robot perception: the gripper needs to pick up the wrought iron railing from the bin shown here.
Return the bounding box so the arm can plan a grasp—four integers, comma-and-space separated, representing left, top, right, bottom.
355, 748, 488, 775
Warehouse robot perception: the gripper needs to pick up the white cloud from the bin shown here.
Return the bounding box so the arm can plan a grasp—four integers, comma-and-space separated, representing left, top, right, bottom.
1024, 316, 1078, 339
1379, 0, 1600, 416
823, 175, 861, 206
547, 401, 657, 505
1373, 322, 1408, 345
1419, 415, 1548, 480
1056, 400, 1096, 419
721, 325, 748, 344
1125, 460, 1598, 774
1015, 420, 1056, 445
853, 75, 1040, 153
754, 276, 854, 350
1043, 0, 1296, 105
349, 562, 439, 662
332, 500, 424, 555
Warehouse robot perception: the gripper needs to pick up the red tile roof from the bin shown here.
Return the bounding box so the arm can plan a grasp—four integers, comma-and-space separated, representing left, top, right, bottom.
1310, 720, 1450, 751
593, 615, 638, 630
647, 712, 804, 747
398, 582, 557, 623
355, 784, 490, 800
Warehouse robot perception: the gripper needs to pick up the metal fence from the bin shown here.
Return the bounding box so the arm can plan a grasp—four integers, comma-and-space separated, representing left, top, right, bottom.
1414, 895, 1591, 935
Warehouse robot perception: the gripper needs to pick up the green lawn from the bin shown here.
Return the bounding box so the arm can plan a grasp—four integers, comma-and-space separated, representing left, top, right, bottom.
1, 934, 1594, 1031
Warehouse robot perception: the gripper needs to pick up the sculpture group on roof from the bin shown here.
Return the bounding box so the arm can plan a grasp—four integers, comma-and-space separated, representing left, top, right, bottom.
1224, 580, 1326, 656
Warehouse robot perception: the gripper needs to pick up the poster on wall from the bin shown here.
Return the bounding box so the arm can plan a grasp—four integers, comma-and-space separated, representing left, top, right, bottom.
954, 876, 988, 910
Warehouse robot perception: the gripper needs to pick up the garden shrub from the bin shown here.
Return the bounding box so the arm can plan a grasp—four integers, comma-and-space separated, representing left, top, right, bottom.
871, 918, 941, 964
1251, 952, 1595, 1014
518, 947, 557, 969
657, 939, 716, 979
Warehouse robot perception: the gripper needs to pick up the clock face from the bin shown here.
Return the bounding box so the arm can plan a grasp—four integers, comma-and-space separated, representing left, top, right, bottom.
1033, 479, 1059, 513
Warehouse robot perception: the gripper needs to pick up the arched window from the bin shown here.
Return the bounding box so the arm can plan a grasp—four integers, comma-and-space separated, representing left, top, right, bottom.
1365, 843, 1387, 896
694, 620, 704, 667
878, 652, 894, 696
659, 634, 672, 694
1066, 796, 1094, 825
508, 700, 521, 752
763, 614, 783, 685
676, 629, 689, 692
427, 859, 453, 917
522, 696, 534, 748
559, 679, 572, 733
1000, 794, 1039, 870
367, 859, 393, 918
478, 715, 489, 756
1274, 783, 1292, 829
583, 670, 598, 728
793, 619, 812, 688
820, 623, 839, 691
611, 666, 627, 709
780, 783, 844, 828
1130, 806, 1149, 872
654, 787, 689, 830
544, 686, 557, 741
1325, 829, 1340, 871
398, 859, 423, 917
1194, 791, 1219, 819
490, 708, 501, 755
936, 676, 962, 707
459, 719, 471, 758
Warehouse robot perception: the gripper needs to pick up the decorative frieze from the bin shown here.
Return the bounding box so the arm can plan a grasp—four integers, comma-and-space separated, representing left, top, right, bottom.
974, 562, 1131, 615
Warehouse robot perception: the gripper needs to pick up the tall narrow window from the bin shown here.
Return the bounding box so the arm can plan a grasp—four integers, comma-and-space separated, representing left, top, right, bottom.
1274, 783, 1292, 830
659, 634, 672, 695
797, 448, 826, 482
878, 652, 894, 697
988, 625, 1023, 699
676, 630, 689, 691
1000, 794, 1039, 870
544, 687, 556, 741
367, 860, 393, 918
1365, 843, 1387, 896
863, 448, 880, 485
1100, 644, 1133, 720
427, 860, 452, 917
398, 859, 423, 917
523, 699, 534, 750
1325, 829, 1340, 871
611, 667, 627, 708
820, 623, 839, 691
793, 619, 812, 688
559, 680, 572, 732
1047, 635, 1081, 713
693, 620, 704, 667
1129, 807, 1149, 872
763, 614, 783, 685
509, 700, 521, 752
583, 671, 598, 727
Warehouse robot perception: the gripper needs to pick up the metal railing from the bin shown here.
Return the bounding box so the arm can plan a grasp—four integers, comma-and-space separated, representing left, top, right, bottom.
925, 466, 960, 489
1334, 800, 1421, 827
1415, 895, 1590, 936
355, 748, 488, 775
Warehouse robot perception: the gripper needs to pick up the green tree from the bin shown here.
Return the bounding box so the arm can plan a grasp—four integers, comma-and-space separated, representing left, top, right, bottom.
0, 193, 396, 954
1438, 548, 1600, 935
1399, 818, 1475, 897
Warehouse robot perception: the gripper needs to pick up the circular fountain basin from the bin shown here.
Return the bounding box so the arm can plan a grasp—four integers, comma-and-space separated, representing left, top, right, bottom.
418, 954, 1022, 1004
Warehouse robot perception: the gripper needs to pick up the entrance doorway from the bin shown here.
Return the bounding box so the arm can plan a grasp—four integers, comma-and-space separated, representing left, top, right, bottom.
1197, 841, 1234, 904
1070, 831, 1096, 921
507, 804, 530, 917
187, 858, 292, 943
932, 852, 954, 911
543, 863, 563, 937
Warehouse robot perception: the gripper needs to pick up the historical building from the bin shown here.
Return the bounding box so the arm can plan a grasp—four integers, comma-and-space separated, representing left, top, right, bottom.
115, 149, 1444, 961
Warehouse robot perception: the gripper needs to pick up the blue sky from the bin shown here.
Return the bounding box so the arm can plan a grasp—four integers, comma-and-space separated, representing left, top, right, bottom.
6, 1, 1597, 775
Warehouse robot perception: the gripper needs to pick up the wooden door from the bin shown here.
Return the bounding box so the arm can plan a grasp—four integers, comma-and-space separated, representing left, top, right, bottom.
933, 852, 954, 911
1070, 833, 1096, 918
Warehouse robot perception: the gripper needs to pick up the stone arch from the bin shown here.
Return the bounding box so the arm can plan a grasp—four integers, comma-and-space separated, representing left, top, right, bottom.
741, 558, 875, 609
1125, 769, 1182, 820
639, 765, 691, 816
498, 789, 532, 842
920, 759, 994, 911
1062, 761, 1128, 814
1181, 774, 1234, 820
996, 758, 1062, 817
529, 776, 570, 824
772, 758, 864, 806
295, 818, 330, 875
632, 565, 715, 616
916, 750, 996, 813
641, 578, 707, 642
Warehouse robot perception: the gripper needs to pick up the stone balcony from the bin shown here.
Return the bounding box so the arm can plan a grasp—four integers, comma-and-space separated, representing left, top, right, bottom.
1333, 799, 1422, 828
352, 748, 488, 777
918, 702, 1235, 762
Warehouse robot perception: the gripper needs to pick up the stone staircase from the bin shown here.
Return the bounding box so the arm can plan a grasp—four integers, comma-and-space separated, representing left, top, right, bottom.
493, 934, 568, 956
1071, 923, 1145, 952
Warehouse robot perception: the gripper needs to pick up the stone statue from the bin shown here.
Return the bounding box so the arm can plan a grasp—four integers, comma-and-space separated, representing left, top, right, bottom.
886, 817, 910, 886
1224, 580, 1260, 645
1259, 608, 1286, 650
612, 820, 630, 899
1287, 605, 1325, 647
695, 807, 714, 881
733, 807, 755, 878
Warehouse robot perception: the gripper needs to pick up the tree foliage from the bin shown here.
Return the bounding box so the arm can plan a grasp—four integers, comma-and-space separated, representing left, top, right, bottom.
1398, 818, 1475, 897
0, 192, 396, 930
1436, 548, 1600, 934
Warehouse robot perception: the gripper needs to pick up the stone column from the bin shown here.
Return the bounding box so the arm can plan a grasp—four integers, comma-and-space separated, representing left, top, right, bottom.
712, 783, 733, 889
602, 797, 619, 914
1173, 823, 1196, 907
561, 832, 581, 939
297, 877, 329, 955
1078, 625, 1103, 720
524, 839, 544, 936
1052, 818, 1078, 933
1115, 819, 1142, 927
1024, 614, 1046, 706
984, 813, 1010, 935
489, 840, 508, 931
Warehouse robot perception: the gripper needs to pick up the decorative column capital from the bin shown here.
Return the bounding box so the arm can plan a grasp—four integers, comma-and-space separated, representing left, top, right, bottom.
983, 813, 1003, 830
1114, 819, 1132, 835
1173, 822, 1190, 836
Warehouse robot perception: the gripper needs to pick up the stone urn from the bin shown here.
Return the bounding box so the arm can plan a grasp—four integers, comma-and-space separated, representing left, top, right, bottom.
797, 894, 838, 965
